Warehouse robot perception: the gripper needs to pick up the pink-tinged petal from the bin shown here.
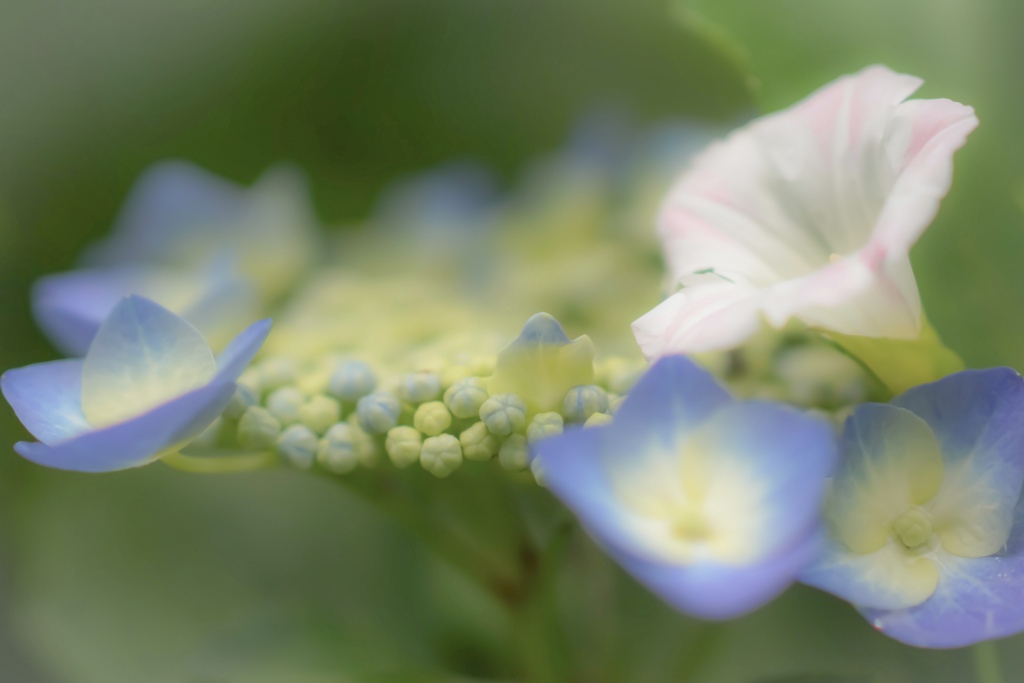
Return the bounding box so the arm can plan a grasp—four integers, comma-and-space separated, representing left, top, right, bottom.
765, 254, 921, 339
869, 98, 978, 259
642, 65, 975, 354
632, 284, 763, 358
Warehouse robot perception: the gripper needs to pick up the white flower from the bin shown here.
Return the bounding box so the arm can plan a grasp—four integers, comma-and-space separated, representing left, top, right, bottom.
633, 66, 977, 357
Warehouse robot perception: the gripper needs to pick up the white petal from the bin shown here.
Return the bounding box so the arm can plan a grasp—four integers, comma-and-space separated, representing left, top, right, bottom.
632, 284, 763, 358
642, 65, 975, 353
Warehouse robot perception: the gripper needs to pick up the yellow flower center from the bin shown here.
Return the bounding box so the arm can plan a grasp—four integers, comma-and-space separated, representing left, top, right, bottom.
892, 507, 933, 551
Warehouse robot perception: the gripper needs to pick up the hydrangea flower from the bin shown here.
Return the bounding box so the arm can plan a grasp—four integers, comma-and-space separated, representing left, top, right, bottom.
801, 368, 1024, 647
532, 355, 838, 619
2, 296, 270, 472
32, 260, 257, 356
633, 65, 977, 357
83, 161, 319, 300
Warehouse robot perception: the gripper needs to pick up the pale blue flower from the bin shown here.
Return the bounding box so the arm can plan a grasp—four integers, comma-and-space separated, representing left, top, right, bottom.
532, 355, 837, 619
2, 296, 270, 472
801, 368, 1024, 647
32, 260, 257, 356
83, 160, 319, 300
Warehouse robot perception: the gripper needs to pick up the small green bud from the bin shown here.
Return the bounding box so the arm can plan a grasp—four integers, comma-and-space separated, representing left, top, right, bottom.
348, 415, 380, 467
223, 383, 258, 420
421, 434, 462, 478
459, 421, 500, 461
386, 426, 423, 468
299, 394, 341, 434
356, 392, 401, 434
399, 372, 441, 403
317, 423, 359, 474
327, 359, 377, 401
413, 401, 452, 436
276, 424, 319, 469
259, 357, 298, 392
444, 377, 489, 419
238, 406, 281, 449
584, 412, 613, 428
562, 385, 609, 423
266, 386, 305, 425
526, 412, 563, 444
498, 433, 529, 471
480, 393, 527, 435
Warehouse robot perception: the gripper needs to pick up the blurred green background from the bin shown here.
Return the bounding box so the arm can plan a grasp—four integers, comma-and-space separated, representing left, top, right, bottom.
0, 1, 1022, 681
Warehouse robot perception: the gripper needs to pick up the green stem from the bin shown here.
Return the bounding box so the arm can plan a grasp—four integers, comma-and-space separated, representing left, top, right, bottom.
973, 641, 1004, 683
162, 449, 278, 473
507, 519, 574, 683
674, 622, 724, 683
322, 468, 523, 597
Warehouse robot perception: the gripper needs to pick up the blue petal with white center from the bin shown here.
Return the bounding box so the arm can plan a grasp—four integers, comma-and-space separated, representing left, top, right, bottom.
800, 368, 1024, 647
532, 354, 838, 620
2, 296, 271, 472
33, 263, 259, 356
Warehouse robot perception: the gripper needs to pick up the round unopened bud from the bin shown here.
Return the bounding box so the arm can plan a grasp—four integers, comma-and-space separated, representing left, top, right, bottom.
266, 386, 305, 425
276, 424, 318, 469
498, 433, 529, 471
398, 372, 441, 403
238, 406, 281, 449
259, 357, 298, 392
562, 385, 609, 423
317, 423, 359, 474
356, 392, 401, 434
413, 401, 452, 436
223, 383, 258, 420
299, 394, 341, 434
459, 421, 500, 461
527, 412, 564, 444
421, 434, 462, 478
444, 377, 489, 419
328, 359, 377, 401
348, 415, 380, 466
584, 412, 613, 428
386, 426, 423, 468
480, 393, 527, 435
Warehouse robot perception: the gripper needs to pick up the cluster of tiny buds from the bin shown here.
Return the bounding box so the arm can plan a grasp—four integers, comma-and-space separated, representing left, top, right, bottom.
209, 355, 638, 483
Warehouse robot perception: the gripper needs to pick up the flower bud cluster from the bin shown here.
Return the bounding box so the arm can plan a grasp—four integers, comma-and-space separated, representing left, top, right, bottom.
207, 352, 641, 482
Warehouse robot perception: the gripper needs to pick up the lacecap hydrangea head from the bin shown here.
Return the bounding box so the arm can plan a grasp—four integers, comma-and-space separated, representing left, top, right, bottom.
801, 368, 1024, 647
532, 355, 838, 619
2, 296, 270, 471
